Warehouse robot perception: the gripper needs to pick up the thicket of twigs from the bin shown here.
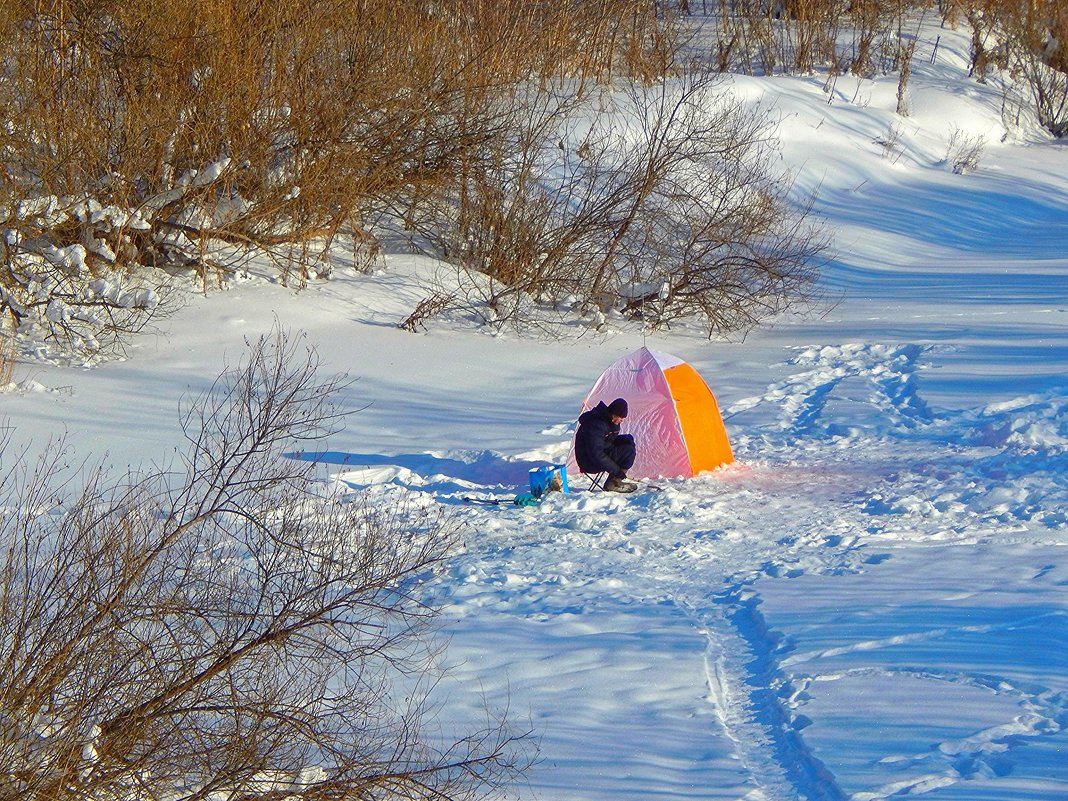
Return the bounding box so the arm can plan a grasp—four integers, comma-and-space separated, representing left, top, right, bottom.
0, 0, 677, 353
0, 0, 823, 351
683, 1, 1067, 134
2, 0, 1064, 352
416, 70, 827, 335
0, 330, 530, 801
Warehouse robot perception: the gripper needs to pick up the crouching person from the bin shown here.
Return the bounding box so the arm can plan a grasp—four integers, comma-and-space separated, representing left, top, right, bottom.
575, 398, 637, 493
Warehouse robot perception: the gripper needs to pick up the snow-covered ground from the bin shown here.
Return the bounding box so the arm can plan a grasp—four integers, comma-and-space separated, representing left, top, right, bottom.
4, 21, 1068, 801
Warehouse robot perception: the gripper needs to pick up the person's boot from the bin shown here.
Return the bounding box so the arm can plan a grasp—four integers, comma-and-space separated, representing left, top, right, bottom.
604, 475, 637, 493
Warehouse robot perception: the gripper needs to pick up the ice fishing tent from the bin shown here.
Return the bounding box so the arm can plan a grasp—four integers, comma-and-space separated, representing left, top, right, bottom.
568, 347, 733, 480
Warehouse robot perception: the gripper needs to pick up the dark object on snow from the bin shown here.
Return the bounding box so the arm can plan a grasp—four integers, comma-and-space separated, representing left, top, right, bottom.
603, 475, 638, 493
607, 397, 629, 419
574, 400, 636, 482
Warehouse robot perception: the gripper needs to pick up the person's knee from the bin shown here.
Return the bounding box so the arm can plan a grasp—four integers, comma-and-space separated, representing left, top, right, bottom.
611, 435, 636, 470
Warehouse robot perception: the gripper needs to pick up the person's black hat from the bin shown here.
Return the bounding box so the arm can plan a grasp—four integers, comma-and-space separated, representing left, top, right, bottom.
607, 398, 628, 419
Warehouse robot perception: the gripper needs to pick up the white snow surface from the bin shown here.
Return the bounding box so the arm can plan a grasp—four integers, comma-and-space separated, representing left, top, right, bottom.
3, 23, 1068, 801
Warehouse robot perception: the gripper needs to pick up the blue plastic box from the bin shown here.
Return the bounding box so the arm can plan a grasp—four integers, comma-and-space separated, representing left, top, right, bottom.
528, 464, 569, 496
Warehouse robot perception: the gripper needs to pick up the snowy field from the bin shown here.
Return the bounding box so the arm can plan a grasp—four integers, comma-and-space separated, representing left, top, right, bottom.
4, 22, 1068, 801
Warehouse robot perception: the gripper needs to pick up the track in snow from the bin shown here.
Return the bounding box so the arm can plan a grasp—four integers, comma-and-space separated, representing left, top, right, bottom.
333, 342, 1068, 801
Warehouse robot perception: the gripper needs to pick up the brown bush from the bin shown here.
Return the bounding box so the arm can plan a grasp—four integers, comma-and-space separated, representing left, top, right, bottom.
416, 70, 827, 337
0, 0, 675, 357
0, 330, 529, 800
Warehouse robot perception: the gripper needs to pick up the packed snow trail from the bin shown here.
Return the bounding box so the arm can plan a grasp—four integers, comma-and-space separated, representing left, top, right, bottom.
687, 592, 849, 801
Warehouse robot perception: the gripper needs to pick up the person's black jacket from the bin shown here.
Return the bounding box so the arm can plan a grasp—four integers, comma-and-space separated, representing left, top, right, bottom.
574, 401, 625, 476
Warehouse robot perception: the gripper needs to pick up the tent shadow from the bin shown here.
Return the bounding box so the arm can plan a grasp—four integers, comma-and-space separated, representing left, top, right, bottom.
283, 449, 546, 487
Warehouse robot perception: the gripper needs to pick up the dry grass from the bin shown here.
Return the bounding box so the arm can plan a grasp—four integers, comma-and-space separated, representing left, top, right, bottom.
0, 0, 677, 356
5, 0, 1062, 359
0, 0, 673, 272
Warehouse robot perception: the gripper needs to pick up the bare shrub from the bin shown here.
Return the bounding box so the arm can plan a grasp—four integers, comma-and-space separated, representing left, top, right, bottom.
0, 224, 173, 360
0, 2, 515, 271
0, 1, 680, 359
1013, 52, 1068, 137
875, 122, 906, 161
418, 71, 826, 337
399, 292, 458, 333
957, 1, 1068, 137
0, 330, 528, 801
395, 80, 594, 329
945, 126, 986, 172
687, 2, 1068, 138
704, 0, 923, 77
578, 73, 827, 334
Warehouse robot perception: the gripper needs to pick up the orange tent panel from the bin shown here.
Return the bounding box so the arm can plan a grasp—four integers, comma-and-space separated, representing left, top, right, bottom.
663, 362, 734, 473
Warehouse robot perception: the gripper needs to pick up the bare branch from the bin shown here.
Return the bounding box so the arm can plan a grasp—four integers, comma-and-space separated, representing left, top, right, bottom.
0, 328, 530, 801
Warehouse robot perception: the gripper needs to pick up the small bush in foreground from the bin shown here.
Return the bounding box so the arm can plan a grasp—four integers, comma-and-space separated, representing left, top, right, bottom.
946, 126, 986, 173
0, 330, 528, 801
